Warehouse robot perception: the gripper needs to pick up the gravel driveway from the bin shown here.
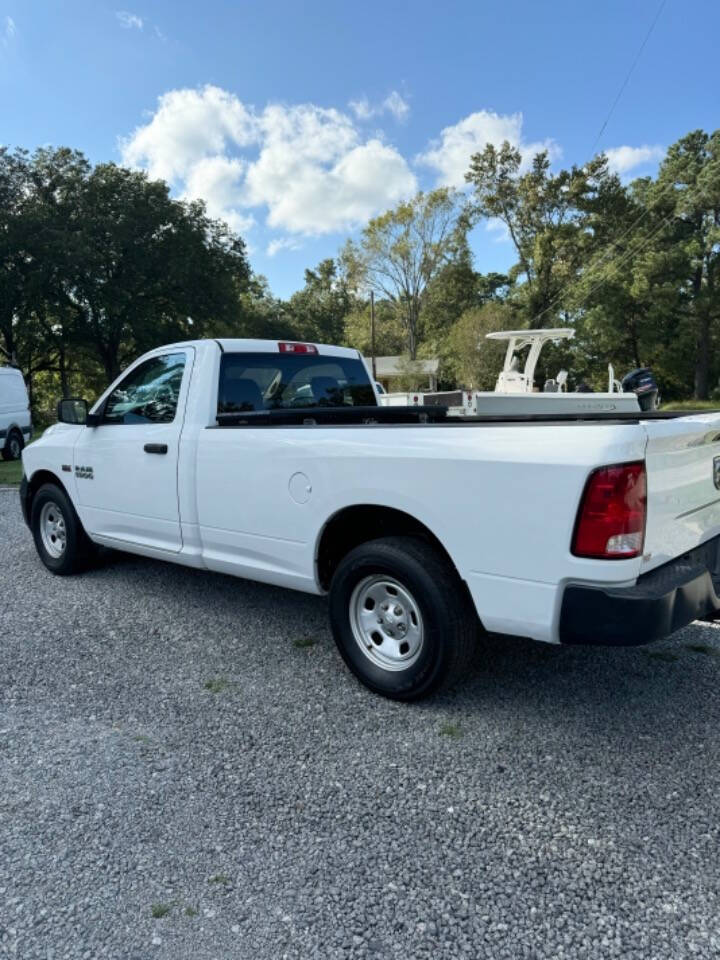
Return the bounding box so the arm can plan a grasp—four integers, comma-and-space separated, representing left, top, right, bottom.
2, 487, 720, 959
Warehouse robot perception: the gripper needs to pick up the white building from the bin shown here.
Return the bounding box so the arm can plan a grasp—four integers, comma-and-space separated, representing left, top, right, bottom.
373, 356, 439, 393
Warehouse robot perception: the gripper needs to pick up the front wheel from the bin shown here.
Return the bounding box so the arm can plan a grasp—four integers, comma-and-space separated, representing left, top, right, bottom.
30, 483, 96, 575
328, 536, 479, 700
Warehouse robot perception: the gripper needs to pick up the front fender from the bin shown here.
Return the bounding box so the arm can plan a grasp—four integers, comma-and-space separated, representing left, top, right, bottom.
19, 475, 31, 527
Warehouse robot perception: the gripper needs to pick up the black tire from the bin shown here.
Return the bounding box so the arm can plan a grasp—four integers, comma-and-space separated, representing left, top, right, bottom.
328, 536, 479, 701
30, 483, 96, 575
2, 429, 23, 461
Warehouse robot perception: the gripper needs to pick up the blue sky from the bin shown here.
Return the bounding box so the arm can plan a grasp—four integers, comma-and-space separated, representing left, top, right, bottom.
2, 0, 718, 298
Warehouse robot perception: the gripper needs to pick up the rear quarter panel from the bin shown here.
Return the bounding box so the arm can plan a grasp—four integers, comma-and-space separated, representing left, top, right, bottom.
195, 421, 647, 638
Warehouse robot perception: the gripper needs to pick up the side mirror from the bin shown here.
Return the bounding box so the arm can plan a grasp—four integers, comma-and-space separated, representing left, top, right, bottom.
57, 398, 89, 425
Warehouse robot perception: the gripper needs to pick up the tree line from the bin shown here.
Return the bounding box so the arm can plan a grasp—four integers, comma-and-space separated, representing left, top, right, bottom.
1, 128, 718, 417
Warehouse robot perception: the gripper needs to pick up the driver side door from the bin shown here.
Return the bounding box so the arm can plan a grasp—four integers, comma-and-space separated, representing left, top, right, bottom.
73, 349, 193, 553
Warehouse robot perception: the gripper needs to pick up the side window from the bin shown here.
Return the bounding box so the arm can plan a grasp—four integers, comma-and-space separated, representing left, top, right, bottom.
103, 353, 186, 424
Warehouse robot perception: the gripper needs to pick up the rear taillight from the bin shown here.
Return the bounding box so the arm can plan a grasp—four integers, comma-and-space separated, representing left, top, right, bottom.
572, 461, 646, 559
278, 341, 318, 354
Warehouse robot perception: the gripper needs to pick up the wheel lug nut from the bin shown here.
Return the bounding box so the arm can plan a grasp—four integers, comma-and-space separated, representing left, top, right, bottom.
394, 605, 402, 616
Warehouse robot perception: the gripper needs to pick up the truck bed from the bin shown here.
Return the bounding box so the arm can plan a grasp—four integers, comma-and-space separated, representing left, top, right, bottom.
215, 406, 719, 427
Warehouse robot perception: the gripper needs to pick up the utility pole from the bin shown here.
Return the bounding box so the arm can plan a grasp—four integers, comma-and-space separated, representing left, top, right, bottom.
370, 290, 377, 381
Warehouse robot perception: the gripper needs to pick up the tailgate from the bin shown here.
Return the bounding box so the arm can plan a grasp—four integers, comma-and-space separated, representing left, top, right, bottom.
642, 412, 720, 572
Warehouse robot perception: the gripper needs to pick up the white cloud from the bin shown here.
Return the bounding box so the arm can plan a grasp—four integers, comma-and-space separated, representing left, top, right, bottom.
2, 15, 16, 45
349, 90, 410, 123
181, 156, 255, 234
348, 97, 373, 120
246, 105, 416, 234
266, 237, 302, 257
485, 218, 510, 244
121, 86, 417, 237
417, 109, 560, 188
121, 86, 258, 182
383, 91, 410, 122
604, 144, 664, 176
116, 11, 144, 30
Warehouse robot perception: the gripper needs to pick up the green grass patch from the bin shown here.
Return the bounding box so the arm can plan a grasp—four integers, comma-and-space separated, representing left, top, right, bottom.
151, 903, 172, 919
439, 721, 463, 739
661, 400, 720, 412
0, 435, 41, 485
208, 873, 231, 885
0, 459, 23, 485
293, 636, 317, 649
203, 677, 229, 694
184, 905, 198, 917
685, 643, 720, 656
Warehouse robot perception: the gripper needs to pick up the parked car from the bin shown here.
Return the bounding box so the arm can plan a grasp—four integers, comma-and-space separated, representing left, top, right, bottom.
0, 365, 32, 461
19, 338, 720, 700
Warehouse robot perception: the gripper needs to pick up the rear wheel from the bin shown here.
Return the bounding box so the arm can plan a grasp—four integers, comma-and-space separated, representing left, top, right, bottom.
30, 483, 96, 575
2, 429, 23, 461
329, 536, 479, 700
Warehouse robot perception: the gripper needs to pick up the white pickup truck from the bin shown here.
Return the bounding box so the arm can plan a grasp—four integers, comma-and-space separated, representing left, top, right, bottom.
20, 338, 720, 700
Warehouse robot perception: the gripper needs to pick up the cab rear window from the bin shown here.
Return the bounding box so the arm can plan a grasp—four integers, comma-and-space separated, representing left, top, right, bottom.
217, 352, 376, 414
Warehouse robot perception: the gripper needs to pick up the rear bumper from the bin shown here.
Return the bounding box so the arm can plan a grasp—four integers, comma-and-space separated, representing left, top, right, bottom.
560, 534, 720, 646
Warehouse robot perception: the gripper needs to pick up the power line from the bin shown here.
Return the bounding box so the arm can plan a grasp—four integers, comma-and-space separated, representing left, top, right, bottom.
529, 179, 675, 327
590, 0, 668, 155
526, 1, 671, 327
532, 213, 673, 327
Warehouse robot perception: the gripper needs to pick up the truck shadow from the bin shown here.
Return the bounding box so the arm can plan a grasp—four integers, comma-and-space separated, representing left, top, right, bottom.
425, 622, 720, 756
96, 548, 720, 733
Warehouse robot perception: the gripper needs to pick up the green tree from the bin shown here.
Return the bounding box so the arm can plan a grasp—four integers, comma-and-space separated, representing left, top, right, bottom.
286, 258, 353, 344
465, 144, 624, 325
234, 274, 299, 340
443, 302, 516, 389
343, 298, 406, 357
68, 161, 250, 379
568, 179, 687, 393
420, 228, 511, 333
341, 188, 467, 359
0, 149, 35, 370
0, 147, 91, 402
4, 148, 252, 388
652, 130, 720, 399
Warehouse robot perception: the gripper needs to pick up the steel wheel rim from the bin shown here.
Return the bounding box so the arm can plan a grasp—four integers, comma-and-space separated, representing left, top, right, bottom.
9, 436, 21, 459
39, 501, 67, 559
349, 575, 424, 672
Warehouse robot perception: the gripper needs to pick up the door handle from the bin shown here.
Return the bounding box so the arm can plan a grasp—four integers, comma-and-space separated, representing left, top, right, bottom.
144, 443, 168, 455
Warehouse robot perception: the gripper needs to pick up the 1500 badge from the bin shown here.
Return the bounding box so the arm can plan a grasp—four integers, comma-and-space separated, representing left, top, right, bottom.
75, 465, 94, 480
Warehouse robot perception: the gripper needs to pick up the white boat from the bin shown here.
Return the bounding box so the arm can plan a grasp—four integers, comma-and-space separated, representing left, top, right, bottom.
428, 328, 644, 416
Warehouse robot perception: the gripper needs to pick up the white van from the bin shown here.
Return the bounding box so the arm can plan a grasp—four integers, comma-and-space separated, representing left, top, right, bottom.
0, 366, 32, 460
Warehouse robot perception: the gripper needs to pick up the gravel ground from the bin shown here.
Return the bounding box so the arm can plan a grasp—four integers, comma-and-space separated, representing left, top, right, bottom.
2, 487, 720, 960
